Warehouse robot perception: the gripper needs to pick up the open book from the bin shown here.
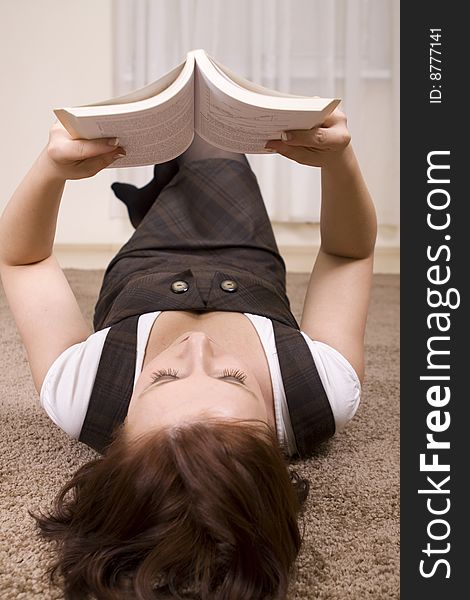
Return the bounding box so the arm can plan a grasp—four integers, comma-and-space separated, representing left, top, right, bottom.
54, 49, 340, 168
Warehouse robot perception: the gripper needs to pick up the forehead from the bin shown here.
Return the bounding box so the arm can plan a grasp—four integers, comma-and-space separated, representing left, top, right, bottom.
128, 378, 264, 432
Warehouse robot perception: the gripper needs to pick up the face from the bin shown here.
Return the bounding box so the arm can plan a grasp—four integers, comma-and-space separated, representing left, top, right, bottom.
126, 331, 269, 437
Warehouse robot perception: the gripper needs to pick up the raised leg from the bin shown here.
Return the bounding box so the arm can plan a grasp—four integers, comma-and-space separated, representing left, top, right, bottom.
111, 160, 179, 228
112, 135, 248, 229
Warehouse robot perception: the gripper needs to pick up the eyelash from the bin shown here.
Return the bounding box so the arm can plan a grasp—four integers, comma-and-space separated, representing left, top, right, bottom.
150, 368, 179, 383
150, 368, 247, 384
223, 368, 247, 384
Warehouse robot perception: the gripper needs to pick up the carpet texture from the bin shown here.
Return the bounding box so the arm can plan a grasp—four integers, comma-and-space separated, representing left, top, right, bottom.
0, 271, 399, 599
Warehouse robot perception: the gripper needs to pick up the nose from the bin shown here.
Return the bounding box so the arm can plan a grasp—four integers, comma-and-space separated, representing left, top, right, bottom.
181, 331, 215, 370
185, 330, 211, 344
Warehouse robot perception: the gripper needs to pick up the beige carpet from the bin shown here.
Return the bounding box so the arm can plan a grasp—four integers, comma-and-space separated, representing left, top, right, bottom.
0, 271, 399, 599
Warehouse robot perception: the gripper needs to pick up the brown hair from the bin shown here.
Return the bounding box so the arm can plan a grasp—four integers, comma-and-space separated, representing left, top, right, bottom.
31, 419, 309, 599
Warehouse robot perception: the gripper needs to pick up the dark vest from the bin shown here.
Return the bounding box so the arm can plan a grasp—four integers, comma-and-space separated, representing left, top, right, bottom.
79, 269, 335, 458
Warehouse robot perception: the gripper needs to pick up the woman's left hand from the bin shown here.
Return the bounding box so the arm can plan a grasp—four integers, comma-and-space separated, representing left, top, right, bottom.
265, 107, 351, 168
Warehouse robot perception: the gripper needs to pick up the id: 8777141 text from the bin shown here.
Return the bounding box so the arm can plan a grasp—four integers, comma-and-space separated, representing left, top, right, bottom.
429, 28, 442, 104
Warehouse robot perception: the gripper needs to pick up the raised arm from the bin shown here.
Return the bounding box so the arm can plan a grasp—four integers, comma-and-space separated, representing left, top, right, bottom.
0, 123, 125, 392
265, 110, 377, 383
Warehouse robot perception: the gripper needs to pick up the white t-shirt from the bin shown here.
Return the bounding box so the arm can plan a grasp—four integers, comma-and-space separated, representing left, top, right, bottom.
39, 312, 361, 456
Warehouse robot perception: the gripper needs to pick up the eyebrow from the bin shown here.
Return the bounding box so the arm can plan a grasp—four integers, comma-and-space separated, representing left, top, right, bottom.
139, 377, 259, 401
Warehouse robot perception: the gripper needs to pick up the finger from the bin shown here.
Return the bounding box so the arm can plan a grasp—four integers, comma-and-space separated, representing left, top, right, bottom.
75, 148, 126, 177
264, 141, 319, 165
72, 137, 122, 161
276, 146, 320, 166
51, 121, 119, 152
281, 126, 350, 150
280, 107, 347, 147
48, 135, 122, 165
316, 109, 344, 128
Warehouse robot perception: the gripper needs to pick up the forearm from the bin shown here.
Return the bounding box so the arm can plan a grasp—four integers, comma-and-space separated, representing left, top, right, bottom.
320, 144, 377, 259
0, 148, 66, 266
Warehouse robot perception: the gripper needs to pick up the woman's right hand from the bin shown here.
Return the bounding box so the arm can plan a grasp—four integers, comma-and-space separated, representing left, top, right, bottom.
44, 121, 126, 181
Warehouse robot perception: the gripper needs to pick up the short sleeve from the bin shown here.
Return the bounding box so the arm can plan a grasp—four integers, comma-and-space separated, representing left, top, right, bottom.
300, 333, 362, 431
39, 328, 110, 438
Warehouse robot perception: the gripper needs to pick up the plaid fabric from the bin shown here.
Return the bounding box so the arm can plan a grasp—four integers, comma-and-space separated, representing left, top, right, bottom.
272, 321, 335, 455
94, 158, 288, 331
79, 316, 139, 451
80, 158, 335, 456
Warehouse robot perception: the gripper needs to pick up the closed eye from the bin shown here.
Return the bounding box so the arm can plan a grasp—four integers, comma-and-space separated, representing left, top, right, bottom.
222, 368, 247, 384
150, 368, 179, 384
149, 368, 247, 385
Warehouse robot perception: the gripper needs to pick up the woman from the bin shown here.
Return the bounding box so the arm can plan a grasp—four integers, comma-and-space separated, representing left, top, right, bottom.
0, 108, 376, 600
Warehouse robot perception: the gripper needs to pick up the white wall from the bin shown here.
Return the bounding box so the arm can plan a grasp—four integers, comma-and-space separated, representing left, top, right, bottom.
0, 0, 134, 247
0, 0, 398, 272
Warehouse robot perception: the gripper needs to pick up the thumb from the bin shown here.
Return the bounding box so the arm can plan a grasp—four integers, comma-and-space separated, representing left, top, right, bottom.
73, 147, 126, 178
264, 141, 320, 166
69, 136, 122, 162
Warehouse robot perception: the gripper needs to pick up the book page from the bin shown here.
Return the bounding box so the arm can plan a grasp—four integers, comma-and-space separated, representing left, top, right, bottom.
194, 66, 339, 153
210, 58, 305, 99
54, 60, 195, 167
85, 62, 187, 106
102, 82, 194, 167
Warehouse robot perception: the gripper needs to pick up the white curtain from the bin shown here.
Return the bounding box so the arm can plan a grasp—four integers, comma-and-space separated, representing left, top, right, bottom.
111, 0, 399, 226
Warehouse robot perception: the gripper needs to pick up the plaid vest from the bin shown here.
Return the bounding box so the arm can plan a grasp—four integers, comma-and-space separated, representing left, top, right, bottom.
79, 269, 335, 457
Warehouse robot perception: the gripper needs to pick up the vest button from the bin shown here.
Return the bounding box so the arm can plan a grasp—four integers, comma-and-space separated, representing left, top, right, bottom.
220, 279, 238, 293
171, 280, 189, 293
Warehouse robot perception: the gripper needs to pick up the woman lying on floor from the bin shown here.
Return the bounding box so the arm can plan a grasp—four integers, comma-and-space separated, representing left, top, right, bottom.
0, 109, 376, 600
